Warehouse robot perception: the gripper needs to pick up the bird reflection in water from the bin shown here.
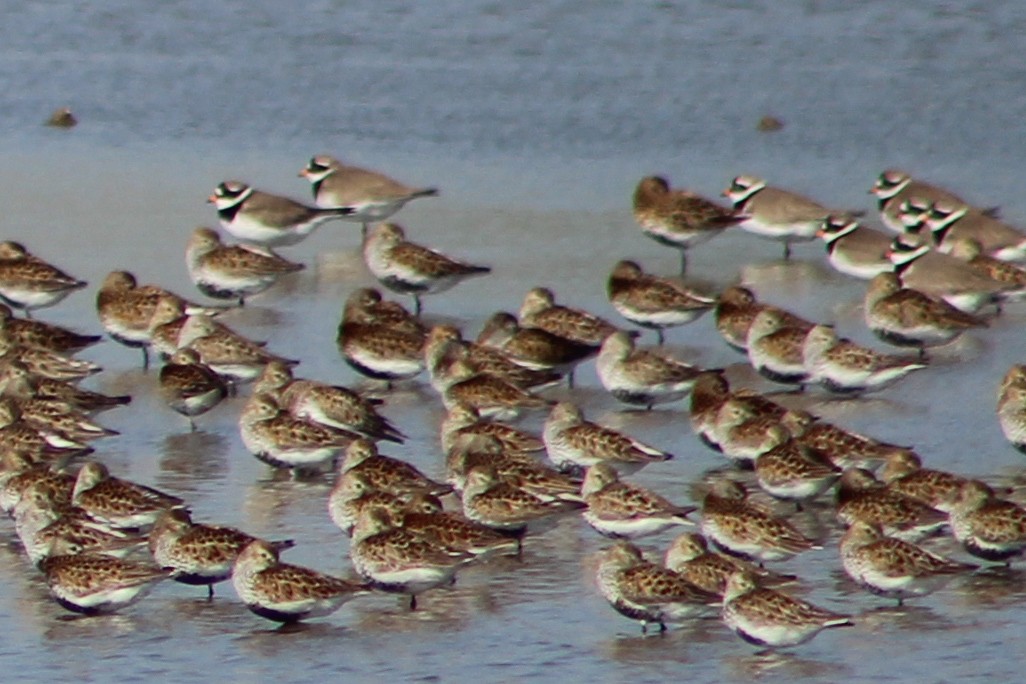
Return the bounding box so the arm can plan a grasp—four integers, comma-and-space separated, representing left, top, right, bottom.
158, 430, 230, 488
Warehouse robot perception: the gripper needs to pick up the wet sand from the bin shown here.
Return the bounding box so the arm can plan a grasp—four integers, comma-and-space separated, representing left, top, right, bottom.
2, 2, 1026, 681
0, 139, 1023, 684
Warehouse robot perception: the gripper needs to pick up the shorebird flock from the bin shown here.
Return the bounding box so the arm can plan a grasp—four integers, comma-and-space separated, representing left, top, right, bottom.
1, 158, 1026, 653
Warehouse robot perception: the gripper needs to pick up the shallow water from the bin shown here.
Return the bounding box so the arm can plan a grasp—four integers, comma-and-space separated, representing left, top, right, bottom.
0, 1, 1025, 682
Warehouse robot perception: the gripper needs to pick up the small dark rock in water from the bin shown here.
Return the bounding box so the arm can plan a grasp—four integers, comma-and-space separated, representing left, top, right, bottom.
757, 115, 784, 132
45, 107, 77, 128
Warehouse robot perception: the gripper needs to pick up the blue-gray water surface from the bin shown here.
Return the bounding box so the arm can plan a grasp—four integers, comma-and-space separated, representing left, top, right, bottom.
0, 2, 1025, 682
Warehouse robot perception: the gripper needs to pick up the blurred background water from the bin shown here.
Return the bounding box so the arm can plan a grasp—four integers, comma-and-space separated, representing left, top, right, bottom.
0, 1, 1024, 682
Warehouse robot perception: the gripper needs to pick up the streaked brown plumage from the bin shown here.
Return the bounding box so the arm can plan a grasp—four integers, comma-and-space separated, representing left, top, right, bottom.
518, 287, 620, 347
606, 260, 715, 343
700, 480, 818, 563
158, 348, 228, 429
633, 176, 743, 273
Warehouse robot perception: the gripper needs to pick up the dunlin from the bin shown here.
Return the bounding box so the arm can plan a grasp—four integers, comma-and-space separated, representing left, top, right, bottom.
72, 461, 186, 529
343, 287, 426, 338
595, 540, 718, 632
327, 470, 411, 535
948, 480, 1026, 563
233, 539, 370, 623
816, 214, 894, 279
436, 357, 553, 421
95, 270, 162, 360
186, 226, 304, 305
722, 571, 852, 649
802, 324, 926, 394
0, 330, 101, 382
606, 260, 715, 343
254, 361, 404, 443
714, 286, 762, 352
158, 348, 229, 430
745, 308, 814, 387
444, 433, 544, 489
752, 427, 841, 508
664, 532, 796, 597
208, 180, 354, 247
179, 313, 297, 385
239, 393, 356, 472
864, 272, 987, 358
947, 236, 1026, 289
705, 389, 791, 455
788, 418, 912, 470
337, 290, 425, 385
689, 370, 734, 451
350, 505, 473, 609
300, 154, 439, 234
596, 331, 701, 409
149, 509, 295, 598
14, 484, 143, 565
715, 286, 813, 354
340, 439, 451, 497
476, 312, 598, 376
0, 451, 74, 515
445, 434, 579, 499
0, 303, 100, 353
999, 364, 1026, 397
363, 222, 490, 316
0, 359, 130, 414
700, 480, 819, 564
96, 271, 217, 368
399, 493, 521, 560
518, 287, 619, 347
0, 395, 117, 444
710, 399, 809, 465
0, 241, 87, 316
460, 464, 584, 538
709, 385, 787, 449
633, 175, 743, 273
998, 382, 1026, 454
543, 401, 672, 475
425, 324, 561, 392
0, 406, 93, 462
879, 450, 967, 513
145, 295, 214, 358
722, 176, 832, 260
440, 403, 544, 455
581, 463, 695, 539
840, 520, 976, 605
39, 553, 169, 615
835, 468, 948, 542
337, 320, 426, 384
